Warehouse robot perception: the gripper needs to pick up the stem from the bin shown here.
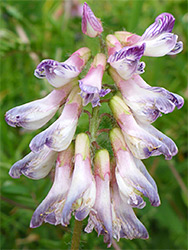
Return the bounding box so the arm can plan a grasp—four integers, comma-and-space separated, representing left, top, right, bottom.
71, 220, 83, 250
98, 34, 106, 54
89, 106, 100, 142
97, 128, 110, 136
168, 161, 188, 197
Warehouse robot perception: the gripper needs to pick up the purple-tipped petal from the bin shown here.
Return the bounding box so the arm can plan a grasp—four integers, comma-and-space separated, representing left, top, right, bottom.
116, 152, 160, 207
137, 120, 178, 159
111, 180, 149, 240
5, 85, 74, 130
9, 146, 57, 180
107, 44, 145, 80
29, 110, 77, 152
34, 59, 79, 88
142, 33, 177, 57
34, 48, 91, 88
110, 96, 178, 160
167, 41, 183, 55
110, 128, 160, 207
79, 80, 110, 107
29, 87, 82, 152
30, 146, 74, 228
135, 13, 183, 57
108, 43, 145, 63
62, 155, 96, 225
79, 53, 109, 107
109, 70, 184, 124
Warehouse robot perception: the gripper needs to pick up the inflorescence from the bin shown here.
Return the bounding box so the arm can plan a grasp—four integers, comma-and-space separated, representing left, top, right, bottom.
5, 2, 184, 247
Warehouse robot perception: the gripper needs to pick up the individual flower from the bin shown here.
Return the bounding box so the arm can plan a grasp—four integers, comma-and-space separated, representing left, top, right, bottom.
110, 128, 160, 208
82, 2, 103, 38
85, 149, 112, 247
34, 47, 91, 88
9, 146, 57, 180
109, 95, 178, 160
109, 67, 184, 123
115, 13, 183, 57
30, 144, 74, 228
29, 85, 82, 152
5, 80, 76, 130
107, 43, 146, 80
110, 160, 149, 241
61, 133, 96, 225
79, 53, 110, 107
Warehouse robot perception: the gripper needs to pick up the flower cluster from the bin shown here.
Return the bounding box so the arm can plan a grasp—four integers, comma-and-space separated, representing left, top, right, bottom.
5, 2, 184, 248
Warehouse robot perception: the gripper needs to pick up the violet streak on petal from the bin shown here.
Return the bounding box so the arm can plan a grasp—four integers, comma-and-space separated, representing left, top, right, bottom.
167, 40, 183, 55
107, 43, 146, 80
34, 47, 91, 88
109, 68, 184, 123
114, 14, 183, 57
82, 2, 103, 38
138, 13, 182, 57
141, 13, 175, 40
34, 59, 79, 88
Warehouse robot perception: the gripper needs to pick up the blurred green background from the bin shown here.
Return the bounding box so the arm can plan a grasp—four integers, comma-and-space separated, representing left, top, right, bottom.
0, 0, 187, 249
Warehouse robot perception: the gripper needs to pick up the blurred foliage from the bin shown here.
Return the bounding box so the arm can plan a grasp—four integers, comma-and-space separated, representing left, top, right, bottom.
0, 0, 187, 249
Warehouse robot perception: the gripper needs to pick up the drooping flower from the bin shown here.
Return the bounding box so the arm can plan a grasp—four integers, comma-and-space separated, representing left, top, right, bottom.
79, 53, 110, 107
109, 95, 178, 160
34, 47, 91, 88
110, 159, 149, 241
29, 85, 82, 152
107, 43, 146, 80
85, 149, 112, 247
9, 146, 57, 180
30, 144, 74, 228
61, 133, 96, 225
115, 13, 183, 57
110, 128, 160, 208
5, 80, 76, 130
82, 2, 103, 38
109, 67, 184, 123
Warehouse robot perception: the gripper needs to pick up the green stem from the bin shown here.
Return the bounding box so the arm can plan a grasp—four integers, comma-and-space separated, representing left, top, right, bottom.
71, 220, 83, 250
98, 34, 106, 54
89, 106, 100, 142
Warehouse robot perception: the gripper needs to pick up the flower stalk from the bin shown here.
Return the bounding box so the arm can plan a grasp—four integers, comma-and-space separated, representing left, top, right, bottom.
71, 220, 83, 250
89, 105, 100, 142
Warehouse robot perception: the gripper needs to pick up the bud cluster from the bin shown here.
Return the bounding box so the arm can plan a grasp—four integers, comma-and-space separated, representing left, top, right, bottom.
5, 2, 184, 247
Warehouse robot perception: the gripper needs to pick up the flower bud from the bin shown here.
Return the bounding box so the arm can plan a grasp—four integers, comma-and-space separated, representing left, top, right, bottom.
82, 2, 103, 38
